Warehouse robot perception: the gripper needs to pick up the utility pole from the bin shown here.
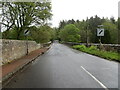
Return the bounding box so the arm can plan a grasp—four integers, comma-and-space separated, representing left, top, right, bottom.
86, 24, 89, 47
0, 24, 1, 39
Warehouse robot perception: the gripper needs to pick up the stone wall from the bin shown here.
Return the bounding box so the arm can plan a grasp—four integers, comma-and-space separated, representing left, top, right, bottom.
0, 38, 1, 87
1, 39, 41, 65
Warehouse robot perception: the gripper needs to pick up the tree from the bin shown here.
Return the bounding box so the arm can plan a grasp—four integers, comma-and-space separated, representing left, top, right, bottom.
74, 20, 87, 43
58, 16, 118, 44
58, 20, 67, 30
59, 24, 80, 42
67, 19, 75, 24
102, 21, 118, 44
117, 18, 120, 44
110, 16, 116, 24
30, 25, 54, 43
88, 15, 103, 43
1, 2, 52, 39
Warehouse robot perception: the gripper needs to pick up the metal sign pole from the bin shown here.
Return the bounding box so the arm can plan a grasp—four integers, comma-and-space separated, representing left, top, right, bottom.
100, 36, 102, 49
24, 29, 30, 55
26, 35, 28, 55
27, 36, 28, 55
97, 25, 104, 50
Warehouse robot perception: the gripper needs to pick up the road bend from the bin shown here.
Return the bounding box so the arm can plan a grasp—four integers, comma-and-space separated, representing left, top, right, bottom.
4, 42, 118, 89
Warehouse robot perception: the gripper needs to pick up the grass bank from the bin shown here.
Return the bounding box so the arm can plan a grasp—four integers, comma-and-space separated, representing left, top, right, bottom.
72, 45, 119, 62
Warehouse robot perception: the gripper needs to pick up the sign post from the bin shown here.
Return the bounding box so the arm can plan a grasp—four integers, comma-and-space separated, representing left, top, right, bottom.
97, 28, 104, 44
97, 25, 104, 49
24, 29, 30, 55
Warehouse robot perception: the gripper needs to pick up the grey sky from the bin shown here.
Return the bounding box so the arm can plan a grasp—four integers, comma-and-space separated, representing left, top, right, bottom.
51, 0, 119, 28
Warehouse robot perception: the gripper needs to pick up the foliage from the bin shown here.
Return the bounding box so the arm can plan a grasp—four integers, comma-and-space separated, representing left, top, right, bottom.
118, 18, 120, 44
59, 24, 80, 42
2, 24, 55, 44
102, 21, 118, 44
72, 45, 119, 61
30, 25, 55, 43
58, 19, 75, 30
89, 46, 97, 51
0, 32, 1, 39
1, 2, 52, 39
73, 45, 86, 51
58, 15, 118, 44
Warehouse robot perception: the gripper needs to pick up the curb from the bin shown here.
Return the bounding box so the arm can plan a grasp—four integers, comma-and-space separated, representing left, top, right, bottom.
2, 53, 41, 82
2, 46, 50, 86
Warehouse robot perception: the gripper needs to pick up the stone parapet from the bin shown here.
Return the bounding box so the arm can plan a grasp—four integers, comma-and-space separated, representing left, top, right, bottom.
0, 39, 41, 65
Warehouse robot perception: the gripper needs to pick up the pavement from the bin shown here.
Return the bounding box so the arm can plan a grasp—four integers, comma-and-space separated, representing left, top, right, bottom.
2, 42, 119, 89
1, 46, 50, 85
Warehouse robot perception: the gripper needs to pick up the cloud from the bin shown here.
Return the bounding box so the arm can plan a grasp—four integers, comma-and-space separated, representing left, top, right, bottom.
51, 0, 119, 27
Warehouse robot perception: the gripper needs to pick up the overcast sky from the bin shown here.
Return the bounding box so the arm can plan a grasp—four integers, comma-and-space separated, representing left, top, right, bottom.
51, 0, 119, 28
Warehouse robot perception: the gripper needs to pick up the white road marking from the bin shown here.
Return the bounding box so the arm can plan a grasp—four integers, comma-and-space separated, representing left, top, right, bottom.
81, 66, 109, 90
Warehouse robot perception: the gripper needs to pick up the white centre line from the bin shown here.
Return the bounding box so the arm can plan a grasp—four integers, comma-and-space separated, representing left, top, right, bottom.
81, 66, 109, 90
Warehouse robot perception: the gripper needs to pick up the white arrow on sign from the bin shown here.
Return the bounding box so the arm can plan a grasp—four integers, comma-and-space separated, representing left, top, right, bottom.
24, 30, 30, 36
97, 28, 104, 36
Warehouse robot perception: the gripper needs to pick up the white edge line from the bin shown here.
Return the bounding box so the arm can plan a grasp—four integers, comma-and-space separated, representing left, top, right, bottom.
81, 66, 109, 90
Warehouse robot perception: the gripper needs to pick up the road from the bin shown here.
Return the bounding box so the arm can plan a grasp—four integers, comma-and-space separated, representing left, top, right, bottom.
4, 42, 119, 89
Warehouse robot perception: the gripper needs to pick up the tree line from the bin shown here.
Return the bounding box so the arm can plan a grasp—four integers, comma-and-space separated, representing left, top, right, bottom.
57, 15, 119, 44
0, 2, 119, 44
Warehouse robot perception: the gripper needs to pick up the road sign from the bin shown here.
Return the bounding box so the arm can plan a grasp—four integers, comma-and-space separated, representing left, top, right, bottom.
24, 30, 29, 36
97, 28, 104, 36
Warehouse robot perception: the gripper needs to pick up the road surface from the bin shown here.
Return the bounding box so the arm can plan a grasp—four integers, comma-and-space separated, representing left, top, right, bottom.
4, 42, 119, 89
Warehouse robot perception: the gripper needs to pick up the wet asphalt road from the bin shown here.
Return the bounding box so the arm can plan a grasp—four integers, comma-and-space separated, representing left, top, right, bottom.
4, 42, 118, 89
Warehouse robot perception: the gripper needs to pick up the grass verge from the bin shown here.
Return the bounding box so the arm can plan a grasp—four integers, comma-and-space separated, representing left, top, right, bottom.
72, 45, 119, 62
